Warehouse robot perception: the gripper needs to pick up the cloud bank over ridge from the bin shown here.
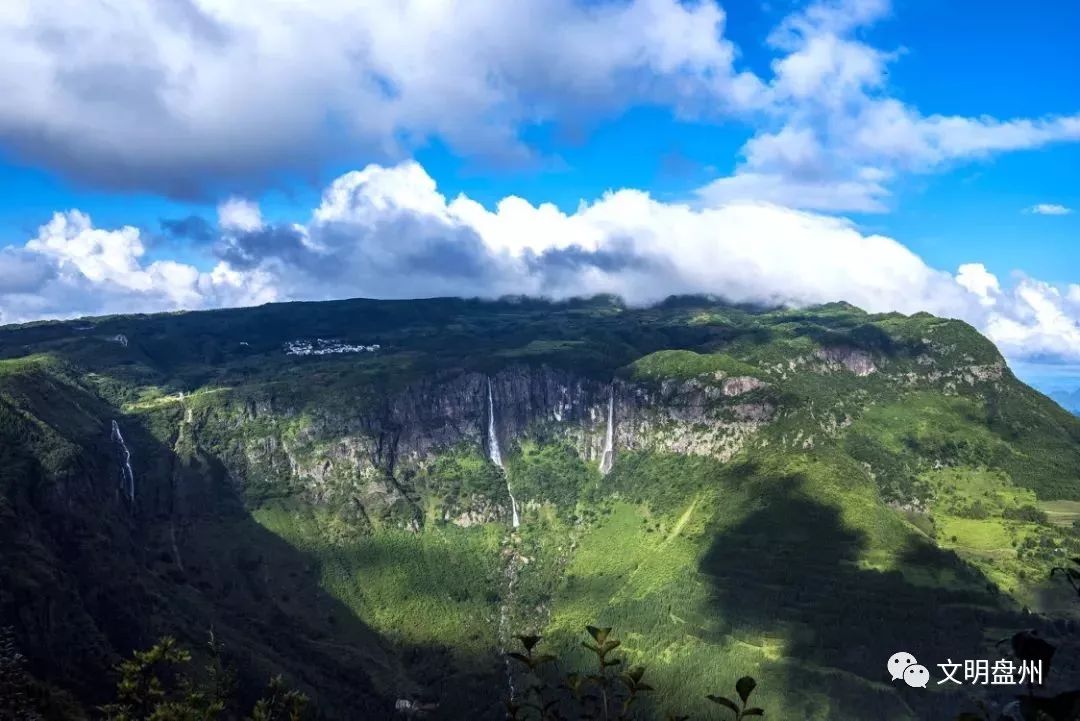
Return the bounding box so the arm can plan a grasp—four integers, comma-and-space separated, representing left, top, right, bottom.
2, 161, 1079, 365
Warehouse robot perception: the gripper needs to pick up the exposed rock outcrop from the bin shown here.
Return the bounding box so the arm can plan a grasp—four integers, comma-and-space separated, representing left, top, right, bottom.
200, 365, 778, 516
815, 347, 877, 376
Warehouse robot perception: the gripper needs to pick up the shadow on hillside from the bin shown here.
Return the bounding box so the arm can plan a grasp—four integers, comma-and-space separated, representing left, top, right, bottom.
131, 417, 516, 720
699, 472, 1051, 720
2, 401, 511, 720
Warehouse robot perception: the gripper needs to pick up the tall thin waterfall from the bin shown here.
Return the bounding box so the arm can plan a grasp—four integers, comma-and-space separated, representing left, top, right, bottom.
487, 378, 519, 528
111, 420, 136, 503
498, 553, 521, 701
599, 386, 615, 475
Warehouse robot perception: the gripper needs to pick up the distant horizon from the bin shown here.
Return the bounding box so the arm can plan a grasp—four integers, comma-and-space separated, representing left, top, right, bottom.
0, 290, 971, 330
3, 287, 1075, 401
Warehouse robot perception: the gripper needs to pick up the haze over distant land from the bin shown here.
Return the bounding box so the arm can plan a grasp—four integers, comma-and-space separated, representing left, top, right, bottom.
0, 0, 1078, 397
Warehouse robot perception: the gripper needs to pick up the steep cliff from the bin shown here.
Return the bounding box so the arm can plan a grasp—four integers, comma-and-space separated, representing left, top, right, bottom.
3, 296, 1080, 720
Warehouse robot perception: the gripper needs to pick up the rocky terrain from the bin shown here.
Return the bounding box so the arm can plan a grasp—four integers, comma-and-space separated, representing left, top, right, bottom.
3, 295, 1080, 719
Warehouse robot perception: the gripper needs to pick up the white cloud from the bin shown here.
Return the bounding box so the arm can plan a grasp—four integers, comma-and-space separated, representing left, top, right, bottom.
1027, 203, 1073, 216
203, 161, 975, 316
217, 198, 264, 232
699, 0, 1080, 212
8, 160, 1080, 365
0, 210, 267, 325
0, 0, 761, 195
982, 278, 1080, 362
1, 0, 1076, 211
955, 263, 1001, 308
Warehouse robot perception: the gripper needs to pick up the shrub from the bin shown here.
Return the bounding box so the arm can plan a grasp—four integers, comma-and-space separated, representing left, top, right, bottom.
99, 633, 307, 721
1002, 505, 1049, 524
505, 625, 763, 720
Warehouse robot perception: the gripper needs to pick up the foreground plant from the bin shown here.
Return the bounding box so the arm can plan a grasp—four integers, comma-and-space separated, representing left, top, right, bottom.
1050, 556, 1080, 598
707, 676, 763, 719
506, 624, 764, 720
99, 633, 307, 721
956, 561, 1080, 721
506, 625, 655, 721
0, 627, 43, 721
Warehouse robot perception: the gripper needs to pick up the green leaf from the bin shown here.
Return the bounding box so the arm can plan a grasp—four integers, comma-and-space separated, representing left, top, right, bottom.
516, 635, 542, 652
582, 641, 601, 655
586, 626, 612, 644
626, 666, 646, 683
736, 676, 757, 704
743, 708, 764, 717
707, 695, 739, 713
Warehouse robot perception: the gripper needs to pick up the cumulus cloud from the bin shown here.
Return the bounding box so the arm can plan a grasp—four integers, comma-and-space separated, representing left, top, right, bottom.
6, 160, 1080, 365
218, 198, 264, 232
0, 209, 268, 325
0, 0, 761, 195
5, 0, 1074, 206
205, 162, 975, 315
698, 0, 1080, 212
982, 278, 1080, 362
956, 263, 1001, 308
1027, 203, 1073, 216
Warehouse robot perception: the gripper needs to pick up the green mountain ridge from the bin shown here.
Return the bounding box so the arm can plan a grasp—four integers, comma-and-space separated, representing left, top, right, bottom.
3, 295, 1080, 720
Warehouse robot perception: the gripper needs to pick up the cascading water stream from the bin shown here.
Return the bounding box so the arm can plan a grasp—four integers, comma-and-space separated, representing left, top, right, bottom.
487, 378, 519, 528
599, 385, 615, 475
110, 420, 136, 503
487, 377, 522, 700
498, 552, 520, 701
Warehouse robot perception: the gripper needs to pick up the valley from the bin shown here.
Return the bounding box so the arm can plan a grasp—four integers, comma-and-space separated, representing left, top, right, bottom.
3, 295, 1080, 719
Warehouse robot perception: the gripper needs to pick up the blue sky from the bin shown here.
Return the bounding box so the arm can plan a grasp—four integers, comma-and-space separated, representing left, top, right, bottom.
0, 0, 1078, 392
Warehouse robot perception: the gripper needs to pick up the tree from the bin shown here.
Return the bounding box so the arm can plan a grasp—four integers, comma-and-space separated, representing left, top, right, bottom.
99, 634, 307, 721
0, 627, 43, 721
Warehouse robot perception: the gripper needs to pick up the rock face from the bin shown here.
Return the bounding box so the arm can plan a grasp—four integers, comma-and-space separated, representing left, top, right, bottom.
204, 365, 776, 518
815, 347, 877, 376
721, 375, 765, 396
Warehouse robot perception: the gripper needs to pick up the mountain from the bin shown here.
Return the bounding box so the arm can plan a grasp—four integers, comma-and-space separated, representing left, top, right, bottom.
1050, 388, 1080, 416
3, 295, 1080, 720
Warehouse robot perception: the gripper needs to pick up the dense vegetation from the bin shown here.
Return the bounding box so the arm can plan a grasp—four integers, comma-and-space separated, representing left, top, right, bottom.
2, 295, 1080, 719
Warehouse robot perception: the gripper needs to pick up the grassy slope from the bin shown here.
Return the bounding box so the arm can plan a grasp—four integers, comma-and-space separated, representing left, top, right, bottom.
4, 296, 1080, 719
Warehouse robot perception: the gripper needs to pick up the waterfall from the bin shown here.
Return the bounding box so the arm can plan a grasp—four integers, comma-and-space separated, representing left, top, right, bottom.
110, 420, 136, 503
487, 378, 519, 528
497, 552, 521, 701
169, 523, 185, 572
599, 386, 615, 475
488, 378, 521, 698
